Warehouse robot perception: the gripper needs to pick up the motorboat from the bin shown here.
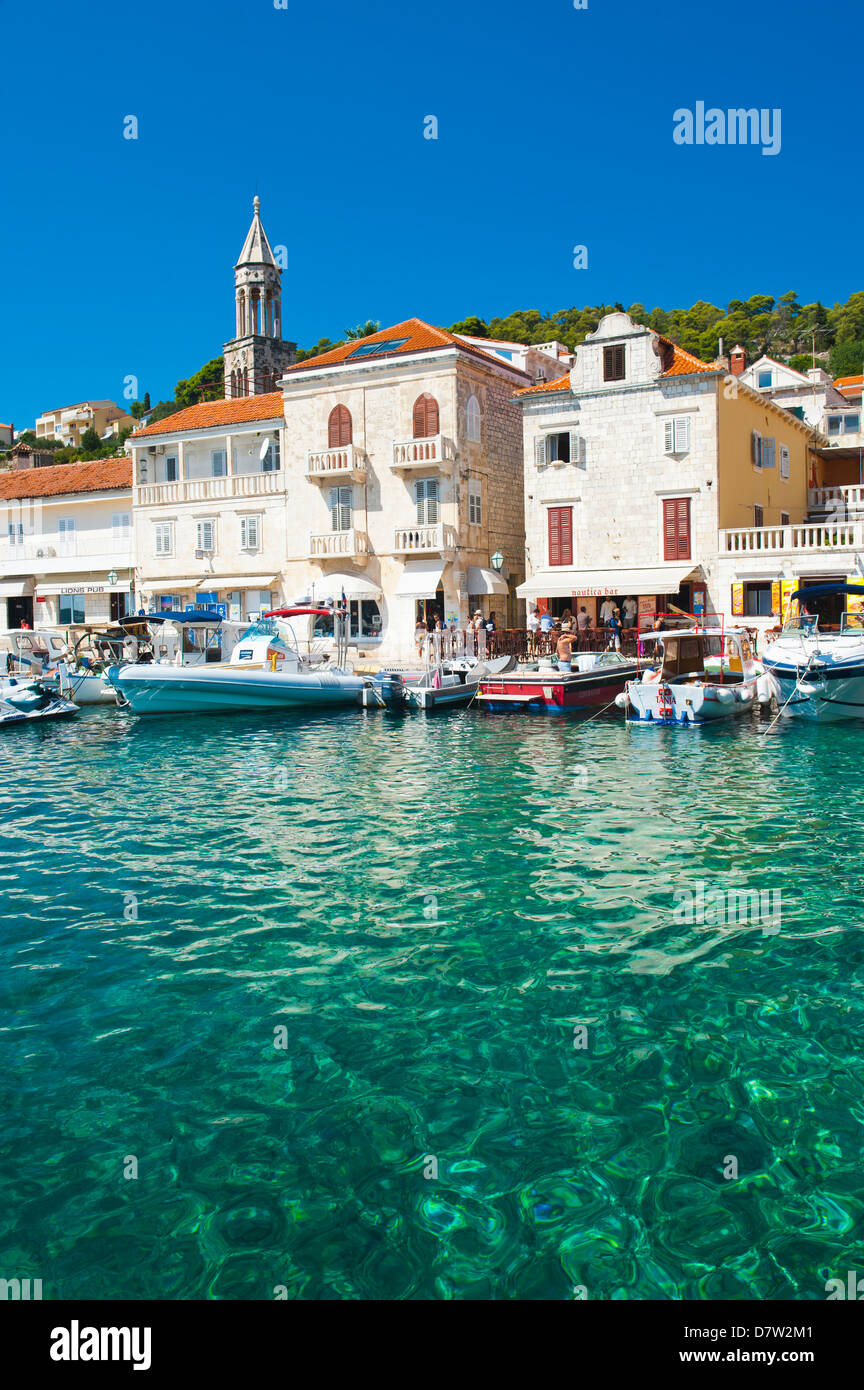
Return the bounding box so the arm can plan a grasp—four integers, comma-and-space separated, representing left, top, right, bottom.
615, 627, 766, 725
478, 651, 639, 713
106, 608, 367, 716
0, 626, 116, 705
762, 582, 864, 720
367, 632, 516, 710
0, 676, 79, 728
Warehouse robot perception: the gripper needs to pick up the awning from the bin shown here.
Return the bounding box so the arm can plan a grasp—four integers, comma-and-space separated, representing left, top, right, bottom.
517, 564, 699, 599
196, 576, 277, 590
311, 571, 383, 600
36, 580, 132, 597
145, 578, 199, 590
394, 559, 446, 599
0, 580, 33, 598
467, 565, 509, 596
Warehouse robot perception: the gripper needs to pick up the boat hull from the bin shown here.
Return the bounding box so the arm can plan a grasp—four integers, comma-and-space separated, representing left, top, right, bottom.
625, 680, 755, 725
764, 662, 864, 720
107, 664, 366, 715
478, 663, 638, 714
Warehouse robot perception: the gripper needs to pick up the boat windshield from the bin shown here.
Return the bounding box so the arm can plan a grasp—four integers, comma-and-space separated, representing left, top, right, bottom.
239, 619, 280, 641
782, 613, 819, 636
840, 610, 864, 634
593, 651, 630, 667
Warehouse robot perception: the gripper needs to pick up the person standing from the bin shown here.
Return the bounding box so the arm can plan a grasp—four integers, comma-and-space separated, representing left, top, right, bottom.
622, 596, 637, 630
527, 606, 540, 656
576, 606, 591, 632
599, 597, 615, 628
608, 607, 623, 651
556, 621, 577, 672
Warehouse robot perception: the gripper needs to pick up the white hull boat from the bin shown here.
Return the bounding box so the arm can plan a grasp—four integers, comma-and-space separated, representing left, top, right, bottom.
616, 626, 766, 726
107, 609, 366, 716
0, 677, 79, 727
762, 584, 864, 721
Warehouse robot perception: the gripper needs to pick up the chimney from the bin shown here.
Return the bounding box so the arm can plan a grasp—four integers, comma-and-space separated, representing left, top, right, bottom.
730, 345, 746, 377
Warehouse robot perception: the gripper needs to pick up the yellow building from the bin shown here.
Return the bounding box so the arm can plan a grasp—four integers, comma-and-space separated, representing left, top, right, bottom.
34, 400, 137, 448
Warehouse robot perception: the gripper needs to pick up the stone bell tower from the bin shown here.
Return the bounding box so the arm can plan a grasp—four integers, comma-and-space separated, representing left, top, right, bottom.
223, 197, 297, 398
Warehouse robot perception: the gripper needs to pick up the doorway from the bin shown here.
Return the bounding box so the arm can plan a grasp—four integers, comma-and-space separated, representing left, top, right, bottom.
8, 595, 33, 628
111, 592, 132, 623
798, 577, 847, 630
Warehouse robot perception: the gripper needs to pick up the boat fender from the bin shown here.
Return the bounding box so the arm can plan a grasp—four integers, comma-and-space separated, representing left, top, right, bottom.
614, 691, 629, 710
715, 686, 734, 704
755, 674, 773, 705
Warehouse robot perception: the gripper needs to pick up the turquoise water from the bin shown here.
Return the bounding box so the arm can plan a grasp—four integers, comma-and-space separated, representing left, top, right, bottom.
2, 704, 864, 1301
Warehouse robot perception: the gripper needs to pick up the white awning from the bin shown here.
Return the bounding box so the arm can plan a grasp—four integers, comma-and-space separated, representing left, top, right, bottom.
518, 564, 699, 599
36, 580, 132, 597
393, 559, 446, 599
0, 580, 33, 598
312, 572, 383, 600
196, 576, 277, 590
145, 578, 199, 590
467, 565, 509, 596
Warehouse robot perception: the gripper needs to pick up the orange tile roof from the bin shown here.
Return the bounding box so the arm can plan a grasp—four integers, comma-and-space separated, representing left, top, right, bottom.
658, 340, 718, 377
515, 333, 716, 396
0, 457, 132, 499
835, 374, 863, 387
515, 373, 571, 397
287, 318, 526, 375
131, 392, 283, 439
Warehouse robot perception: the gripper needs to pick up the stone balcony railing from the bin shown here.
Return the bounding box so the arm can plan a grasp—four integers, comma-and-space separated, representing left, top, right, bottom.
305, 445, 367, 481
137, 471, 284, 506
720, 522, 863, 555
394, 522, 457, 554
308, 529, 369, 560
391, 434, 454, 470
809, 485, 864, 515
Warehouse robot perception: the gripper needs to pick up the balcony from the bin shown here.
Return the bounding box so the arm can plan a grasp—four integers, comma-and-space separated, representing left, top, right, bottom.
308, 529, 369, 561
720, 522, 863, 556
1, 540, 134, 577
809, 485, 864, 518
391, 434, 454, 471
394, 522, 457, 555
137, 471, 284, 506
306, 445, 367, 482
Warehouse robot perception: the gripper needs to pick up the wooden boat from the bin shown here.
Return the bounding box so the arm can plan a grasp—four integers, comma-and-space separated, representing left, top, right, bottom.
615, 627, 766, 725
477, 652, 639, 714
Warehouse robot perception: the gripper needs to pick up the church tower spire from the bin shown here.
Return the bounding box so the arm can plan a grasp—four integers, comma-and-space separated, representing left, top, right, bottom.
223, 197, 296, 398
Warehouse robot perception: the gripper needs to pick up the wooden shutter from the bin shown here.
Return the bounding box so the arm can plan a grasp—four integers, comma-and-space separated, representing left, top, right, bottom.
328, 406, 352, 448
751, 430, 762, 466
664, 420, 675, 453
548, 507, 573, 566
535, 435, 548, 467
413, 395, 439, 439
663, 499, 690, 560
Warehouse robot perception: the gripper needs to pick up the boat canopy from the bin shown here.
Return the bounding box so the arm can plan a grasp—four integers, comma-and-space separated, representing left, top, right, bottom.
791, 583, 864, 601
144, 611, 222, 625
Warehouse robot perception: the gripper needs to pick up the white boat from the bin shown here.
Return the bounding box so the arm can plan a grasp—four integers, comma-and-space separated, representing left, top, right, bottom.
106, 608, 367, 716
762, 582, 864, 721
368, 632, 516, 710
0, 627, 116, 705
615, 626, 766, 725
0, 676, 79, 727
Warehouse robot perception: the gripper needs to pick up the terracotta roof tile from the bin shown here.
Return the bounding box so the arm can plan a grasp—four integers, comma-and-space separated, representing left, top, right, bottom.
658, 340, 718, 377
0, 457, 132, 499
287, 318, 527, 375
835, 374, 863, 387
515, 374, 571, 397
131, 392, 283, 439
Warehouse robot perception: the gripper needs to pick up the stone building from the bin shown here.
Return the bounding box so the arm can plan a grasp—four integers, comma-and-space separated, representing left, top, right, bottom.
223, 197, 296, 398
129, 318, 538, 660
517, 311, 819, 632
0, 457, 134, 629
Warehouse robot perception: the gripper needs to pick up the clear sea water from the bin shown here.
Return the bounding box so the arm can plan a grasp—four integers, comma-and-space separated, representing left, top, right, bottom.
2, 703, 864, 1301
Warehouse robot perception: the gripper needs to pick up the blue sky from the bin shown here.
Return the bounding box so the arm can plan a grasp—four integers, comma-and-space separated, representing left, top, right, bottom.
0, 0, 860, 428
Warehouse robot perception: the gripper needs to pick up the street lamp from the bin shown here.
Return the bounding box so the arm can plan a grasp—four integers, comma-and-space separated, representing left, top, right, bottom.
490, 551, 504, 572
108, 570, 118, 587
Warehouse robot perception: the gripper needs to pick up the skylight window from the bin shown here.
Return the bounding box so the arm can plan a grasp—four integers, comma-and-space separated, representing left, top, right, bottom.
347, 337, 410, 358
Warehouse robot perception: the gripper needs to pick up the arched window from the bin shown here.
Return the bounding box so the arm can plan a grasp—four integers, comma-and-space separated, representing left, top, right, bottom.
413, 394, 439, 439
328, 405, 353, 448
230, 370, 237, 398
467, 394, 481, 442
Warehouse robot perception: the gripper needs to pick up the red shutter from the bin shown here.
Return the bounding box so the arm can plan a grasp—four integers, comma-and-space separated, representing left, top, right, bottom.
413, 395, 439, 439
548, 507, 573, 566
663, 498, 691, 560
328, 406, 352, 448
